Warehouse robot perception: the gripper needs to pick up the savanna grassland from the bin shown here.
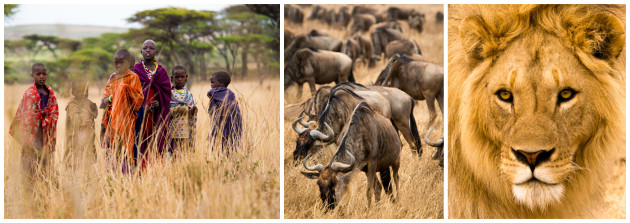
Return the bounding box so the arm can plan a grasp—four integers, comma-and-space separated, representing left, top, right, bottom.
4, 77, 280, 218
283, 4, 444, 219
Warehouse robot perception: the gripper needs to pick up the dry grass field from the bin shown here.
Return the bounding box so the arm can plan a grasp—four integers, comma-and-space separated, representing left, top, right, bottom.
284, 4, 444, 219
4, 77, 280, 218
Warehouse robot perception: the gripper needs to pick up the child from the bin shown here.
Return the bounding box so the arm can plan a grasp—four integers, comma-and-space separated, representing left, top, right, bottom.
65, 79, 98, 167
133, 39, 171, 168
100, 49, 144, 169
169, 65, 197, 157
207, 71, 242, 154
9, 63, 59, 174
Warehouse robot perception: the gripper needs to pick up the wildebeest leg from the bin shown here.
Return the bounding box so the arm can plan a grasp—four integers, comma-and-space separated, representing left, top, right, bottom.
394, 119, 420, 156
392, 161, 400, 202
308, 80, 317, 97
424, 93, 438, 131
379, 168, 393, 201
365, 163, 378, 207
297, 83, 304, 99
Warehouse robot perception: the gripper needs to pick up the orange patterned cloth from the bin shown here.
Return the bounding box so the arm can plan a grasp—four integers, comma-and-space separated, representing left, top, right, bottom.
101, 69, 144, 163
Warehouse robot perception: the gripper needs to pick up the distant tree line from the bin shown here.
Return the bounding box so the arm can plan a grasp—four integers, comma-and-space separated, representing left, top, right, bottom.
4, 4, 279, 94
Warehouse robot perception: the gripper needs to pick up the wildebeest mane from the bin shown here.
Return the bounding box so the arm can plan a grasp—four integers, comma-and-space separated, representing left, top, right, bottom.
332, 82, 367, 90
337, 102, 374, 152
395, 55, 414, 64
317, 87, 364, 125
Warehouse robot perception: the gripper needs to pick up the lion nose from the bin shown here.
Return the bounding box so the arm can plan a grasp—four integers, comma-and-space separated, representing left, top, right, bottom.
512, 148, 555, 171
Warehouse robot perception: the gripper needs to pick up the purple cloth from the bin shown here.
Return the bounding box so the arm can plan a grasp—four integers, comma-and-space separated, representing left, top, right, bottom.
208, 87, 242, 149
39, 91, 49, 114
133, 61, 172, 154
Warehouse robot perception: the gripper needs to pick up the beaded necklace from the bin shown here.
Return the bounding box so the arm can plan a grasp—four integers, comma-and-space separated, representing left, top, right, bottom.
142, 60, 158, 79
174, 87, 187, 95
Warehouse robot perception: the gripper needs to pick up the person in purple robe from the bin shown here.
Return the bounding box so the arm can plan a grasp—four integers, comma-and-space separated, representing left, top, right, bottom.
133, 39, 172, 169
207, 71, 242, 154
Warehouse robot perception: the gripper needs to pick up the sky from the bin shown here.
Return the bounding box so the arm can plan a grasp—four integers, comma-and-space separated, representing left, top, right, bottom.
4, 4, 231, 28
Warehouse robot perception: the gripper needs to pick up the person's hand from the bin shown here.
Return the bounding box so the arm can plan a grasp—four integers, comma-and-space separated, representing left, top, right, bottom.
150, 100, 159, 110
190, 106, 198, 115
99, 96, 111, 109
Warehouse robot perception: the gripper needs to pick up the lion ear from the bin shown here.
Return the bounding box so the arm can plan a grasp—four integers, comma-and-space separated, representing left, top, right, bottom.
459, 15, 494, 65
566, 13, 625, 61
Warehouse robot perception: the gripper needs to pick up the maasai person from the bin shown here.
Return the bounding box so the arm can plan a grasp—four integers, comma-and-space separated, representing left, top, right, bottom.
9, 63, 59, 175
169, 65, 197, 158
100, 49, 144, 171
65, 79, 98, 168
207, 71, 242, 155
133, 39, 171, 168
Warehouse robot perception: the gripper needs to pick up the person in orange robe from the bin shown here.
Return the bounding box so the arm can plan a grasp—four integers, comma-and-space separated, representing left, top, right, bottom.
100, 49, 144, 170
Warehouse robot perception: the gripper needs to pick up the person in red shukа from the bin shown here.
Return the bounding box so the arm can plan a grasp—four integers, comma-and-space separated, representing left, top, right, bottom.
9, 63, 59, 175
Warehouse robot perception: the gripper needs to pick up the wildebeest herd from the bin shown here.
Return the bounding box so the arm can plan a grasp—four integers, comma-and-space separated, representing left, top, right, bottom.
284, 4, 444, 218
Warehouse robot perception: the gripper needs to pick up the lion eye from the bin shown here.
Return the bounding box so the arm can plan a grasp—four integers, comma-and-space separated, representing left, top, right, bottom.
558, 88, 577, 103
496, 90, 513, 103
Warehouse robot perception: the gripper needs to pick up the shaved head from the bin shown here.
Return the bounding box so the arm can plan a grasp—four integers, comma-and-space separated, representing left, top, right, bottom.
31, 63, 45, 73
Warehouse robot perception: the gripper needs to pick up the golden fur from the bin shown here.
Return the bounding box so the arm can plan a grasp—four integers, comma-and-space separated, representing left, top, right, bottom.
448, 5, 625, 218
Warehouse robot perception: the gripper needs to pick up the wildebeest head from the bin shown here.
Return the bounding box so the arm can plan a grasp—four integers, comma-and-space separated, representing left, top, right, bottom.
301, 150, 355, 209
292, 113, 333, 161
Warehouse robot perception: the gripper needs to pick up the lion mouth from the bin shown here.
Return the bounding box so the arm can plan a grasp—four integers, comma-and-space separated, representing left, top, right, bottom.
514, 178, 559, 186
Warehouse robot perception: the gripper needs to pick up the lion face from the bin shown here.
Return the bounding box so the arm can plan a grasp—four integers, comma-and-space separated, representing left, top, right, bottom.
475, 31, 600, 210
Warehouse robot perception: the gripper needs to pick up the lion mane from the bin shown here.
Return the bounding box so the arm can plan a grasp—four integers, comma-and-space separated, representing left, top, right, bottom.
448, 5, 625, 218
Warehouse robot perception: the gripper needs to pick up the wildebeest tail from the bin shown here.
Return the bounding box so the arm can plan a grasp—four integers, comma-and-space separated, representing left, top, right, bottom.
348, 65, 355, 83
409, 97, 422, 155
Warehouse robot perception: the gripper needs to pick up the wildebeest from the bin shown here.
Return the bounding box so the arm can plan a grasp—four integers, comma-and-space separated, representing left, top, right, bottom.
380, 55, 444, 129
385, 39, 422, 59
309, 5, 326, 20
292, 87, 391, 160
336, 6, 352, 27
408, 12, 426, 33
354, 34, 374, 67
296, 82, 423, 159
374, 52, 427, 85
284, 34, 342, 63
284, 48, 354, 98
348, 13, 376, 35
424, 126, 444, 167
285, 5, 304, 24
351, 6, 376, 17
386, 7, 417, 20
371, 28, 403, 61
342, 36, 375, 68
301, 102, 401, 209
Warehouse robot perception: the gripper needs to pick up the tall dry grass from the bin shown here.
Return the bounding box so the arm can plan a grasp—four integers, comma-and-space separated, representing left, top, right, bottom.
4, 77, 280, 218
284, 4, 444, 219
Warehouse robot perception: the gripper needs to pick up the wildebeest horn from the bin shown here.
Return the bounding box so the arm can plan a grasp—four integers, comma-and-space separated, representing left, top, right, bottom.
331, 150, 355, 173
292, 116, 308, 134
298, 110, 316, 127
309, 122, 334, 142
424, 126, 444, 147
302, 152, 324, 172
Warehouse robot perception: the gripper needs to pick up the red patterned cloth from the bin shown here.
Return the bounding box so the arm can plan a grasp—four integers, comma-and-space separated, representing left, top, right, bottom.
9, 83, 59, 152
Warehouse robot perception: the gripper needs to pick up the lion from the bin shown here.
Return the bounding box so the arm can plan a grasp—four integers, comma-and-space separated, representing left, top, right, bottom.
448, 5, 625, 218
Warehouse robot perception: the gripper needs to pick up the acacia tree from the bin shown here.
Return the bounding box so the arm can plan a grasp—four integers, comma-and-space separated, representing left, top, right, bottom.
4, 4, 18, 18
127, 8, 217, 76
